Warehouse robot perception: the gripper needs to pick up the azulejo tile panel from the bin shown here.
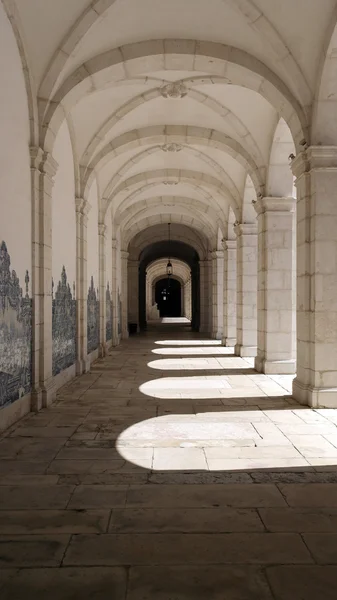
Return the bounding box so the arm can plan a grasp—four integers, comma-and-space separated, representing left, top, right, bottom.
87, 276, 99, 354
118, 291, 122, 335
52, 266, 76, 376
0, 241, 32, 409
106, 283, 112, 342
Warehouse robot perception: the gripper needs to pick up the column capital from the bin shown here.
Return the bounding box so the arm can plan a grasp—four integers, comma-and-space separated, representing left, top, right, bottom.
234, 222, 257, 237
222, 239, 237, 251
30, 146, 58, 178
210, 250, 223, 259
291, 146, 337, 179
98, 222, 107, 237
75, 197, 91, 216
253, 196, 296, 215
121, 250, 129, 260
111, 239, 118, 250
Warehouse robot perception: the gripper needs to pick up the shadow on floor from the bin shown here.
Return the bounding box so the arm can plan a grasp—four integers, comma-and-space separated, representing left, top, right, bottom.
0, 325, 337, 598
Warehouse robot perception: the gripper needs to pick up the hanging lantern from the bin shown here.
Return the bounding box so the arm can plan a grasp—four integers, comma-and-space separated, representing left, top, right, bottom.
166, 259, 173, 277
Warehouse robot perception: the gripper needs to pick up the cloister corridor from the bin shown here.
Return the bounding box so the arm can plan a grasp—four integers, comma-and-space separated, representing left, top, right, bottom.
1, 321, 337, 598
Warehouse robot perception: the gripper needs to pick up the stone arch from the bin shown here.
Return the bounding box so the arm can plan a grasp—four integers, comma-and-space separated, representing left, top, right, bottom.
242, 175, 256, 224
81, 88, 264, 168
266, 118, 295, 197
106, 169, 241, 221
1, 0, 38, 145
128, 223, 208, 260
115, 195, 227, 234
312, 11, 337, 144
82, 125, 265, 200
226, 0, 311, 107
40, 40, 308, 152
227, 205, 236, 240
101, 146, 242, 217
38, 0, 310, 112
123, 211, 217, 250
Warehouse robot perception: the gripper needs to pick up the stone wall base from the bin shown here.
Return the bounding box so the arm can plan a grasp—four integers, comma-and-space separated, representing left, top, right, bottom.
235, 344, 257, 358
255, 356, 296, 375
54, 363, 77, 394
293, 378, 337, 408
88, 348, 99, 366
223, 337, 236, 348
0, 393, 31, 434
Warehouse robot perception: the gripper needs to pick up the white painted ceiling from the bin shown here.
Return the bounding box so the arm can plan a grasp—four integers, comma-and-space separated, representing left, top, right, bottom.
13, 0, 335, 249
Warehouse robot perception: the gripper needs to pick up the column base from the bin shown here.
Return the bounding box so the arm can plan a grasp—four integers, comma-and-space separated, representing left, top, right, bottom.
293, 378, 337, 408
211, 329, 223, 340
222, 337, 236, 348
235, 344, 257, 358
41, 383, 56, 408
76, 358, 90, 375
255, 356, 296, 375
122, 331, 129, 340
31, 389, 43, 413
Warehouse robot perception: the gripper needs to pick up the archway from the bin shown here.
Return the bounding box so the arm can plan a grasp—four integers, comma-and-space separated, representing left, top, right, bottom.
155, 278, 182, 318
137, 238, 201, 332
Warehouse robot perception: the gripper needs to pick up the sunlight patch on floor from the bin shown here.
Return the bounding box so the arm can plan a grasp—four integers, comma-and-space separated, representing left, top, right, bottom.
147, 357, 253, 370
116, 410, 337, 471
154, 339, 222, 346
152, 346, 234, 355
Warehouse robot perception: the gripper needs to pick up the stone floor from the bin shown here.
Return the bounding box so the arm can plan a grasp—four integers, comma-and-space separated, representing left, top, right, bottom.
1, 325, 337, 598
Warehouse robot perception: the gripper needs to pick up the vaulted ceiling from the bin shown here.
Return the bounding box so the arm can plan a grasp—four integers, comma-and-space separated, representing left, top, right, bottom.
9, 0, 337, 248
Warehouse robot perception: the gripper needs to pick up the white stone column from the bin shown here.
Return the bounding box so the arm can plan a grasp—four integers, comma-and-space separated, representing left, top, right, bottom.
199, 259, 210, 333
254, 197, 296, 374
30, 148, 58, 410
211, 250, 224, 339
98, 223, 107, 357
128, 258, 139, 330
75, 197, 91, 374
292, 147, 337, 407
121, 250, 129, 339
222, 240, 237, 347
234, 223, 258, 357
111, 240, 119, 346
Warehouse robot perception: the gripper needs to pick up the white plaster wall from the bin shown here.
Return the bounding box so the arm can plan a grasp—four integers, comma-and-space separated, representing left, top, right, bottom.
116, 228, 122, 297
52, 120, 76, 291
106, 206, 113, 290
87, 179, 99, 294
0, 4, 31, 292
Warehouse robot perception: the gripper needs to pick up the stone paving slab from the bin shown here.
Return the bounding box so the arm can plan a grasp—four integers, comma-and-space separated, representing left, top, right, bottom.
0, 535, 70, 567
63, 532, 312, 566
109, 507, 264, 533
127, 566, 273, 599
0, 330, 337, 597
266, 566, 337, 599
0, 567, 127, 599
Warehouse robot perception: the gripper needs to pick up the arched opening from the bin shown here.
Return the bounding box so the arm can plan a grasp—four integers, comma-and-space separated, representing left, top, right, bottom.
155, 277, 182, 318
137, 239, 200, 332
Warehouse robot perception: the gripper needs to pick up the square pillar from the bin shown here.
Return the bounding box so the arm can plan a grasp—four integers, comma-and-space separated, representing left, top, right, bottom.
292, 147, 337, 407
30, 148, 58, 409
234, 223, 257, 357
254, 197, 296, 374
128, 258, 139, 331
222, 240, 237, 347
75, 198, 91, 374
111, 240, 119, 346
98, 223, 107, 357
211, 250, 224, 339
121, 250, 129, 339
199, 259, 211, 333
